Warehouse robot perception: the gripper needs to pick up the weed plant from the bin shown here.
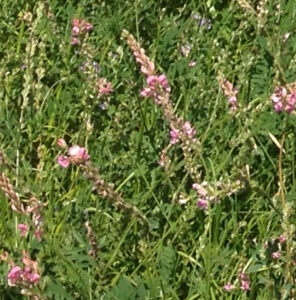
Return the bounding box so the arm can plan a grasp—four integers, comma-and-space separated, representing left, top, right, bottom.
1, 0, 296, 299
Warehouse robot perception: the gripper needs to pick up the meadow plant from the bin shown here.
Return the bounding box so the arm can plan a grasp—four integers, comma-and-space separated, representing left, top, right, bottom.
57, 142, 146, 222
123, 29, 244, 209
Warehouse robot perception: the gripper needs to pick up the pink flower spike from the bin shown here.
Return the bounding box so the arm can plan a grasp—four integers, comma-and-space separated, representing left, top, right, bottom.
57, 156, 70, 168
17, 224, 29, 237
224, 283, 235, 291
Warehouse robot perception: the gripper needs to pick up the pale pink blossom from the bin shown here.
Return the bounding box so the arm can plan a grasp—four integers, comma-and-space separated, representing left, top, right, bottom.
56, 138, 67, 149
188, 61, 196, 67
224, 282, 235, 291
271, 86, 296, 113
34, 230, 43, 242
84, 22, 93, 32
272, 251, 282, 259
70, 37, 79, 45
170, 127, 180, 144
72, 26, 80, 36
279, 235, 286, 243
97, 78, 113, 95
192, 183, 207, 197
68, 145, 90, 160
183, 121, 196, 138
17, 224, 29, 237
57, 155, 70, 168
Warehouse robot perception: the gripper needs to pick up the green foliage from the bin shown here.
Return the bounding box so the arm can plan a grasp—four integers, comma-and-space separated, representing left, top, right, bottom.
1, 0, 296, 299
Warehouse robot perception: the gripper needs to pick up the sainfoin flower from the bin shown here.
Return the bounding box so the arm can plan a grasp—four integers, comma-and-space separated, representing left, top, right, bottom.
224, 282, 235, 291
70, 18, 93, 45
272, 251, 282, 259
7, 266, 22, 286
271, 85, 296, 113
17, 224, 29, 237
57, 144, 90, 168
240, 280, 250, 291
7, 252, 40, 287
96, 78, 113, 95
220, 80, 238, 111
238, 273, 250, 291
279, 235, 286, 243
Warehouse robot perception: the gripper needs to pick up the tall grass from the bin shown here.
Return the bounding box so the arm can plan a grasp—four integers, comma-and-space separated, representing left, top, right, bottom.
1, 0, 296, 299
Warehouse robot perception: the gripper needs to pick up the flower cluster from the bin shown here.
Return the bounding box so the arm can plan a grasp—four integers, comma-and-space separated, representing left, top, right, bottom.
6, 251, 40, 287
220, 80, 238, 111
140, 74, 171, 103
271, 85, 296, 113
238, 273, 250, 291
56, 139, 146, 222
170, 121, 196, 144
96, 77, 113, 95
57, 143, 90, 168
18, 224, 29, 237
224, 282, 235, 291
71, 18, 93, 45
192, 182, 210, 210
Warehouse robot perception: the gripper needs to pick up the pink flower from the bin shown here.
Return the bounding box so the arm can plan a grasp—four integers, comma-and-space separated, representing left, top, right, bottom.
170, 127, 180, 144
240, 280, 250, 291
7, 266, 22, 286
70, 37, 79, 45
56, 138, 67, 149
183, 121, 196, 138
140, 88, 152, 97
197, 198, 208, 210
57, 155, 70, 168
84, 22, 93, 32
97, 78, 113, 95
188, 61, 196, 67
28, 272, 40, 284
147, 74, 170, 93
72, 18, 80, 27
34, 230, 43, 242
72, 26, 80, 36
68, 145, 90, 160
272, 251, 282, 259
238, 273, 248, 281
224, 282, 235, 291
192, 183, 207, 197
17, 224, 29, 237
274, 101, 283, 112
279, 235, 286, 243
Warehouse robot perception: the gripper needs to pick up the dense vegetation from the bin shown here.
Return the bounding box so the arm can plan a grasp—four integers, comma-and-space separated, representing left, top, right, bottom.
1, 0, 296, 299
